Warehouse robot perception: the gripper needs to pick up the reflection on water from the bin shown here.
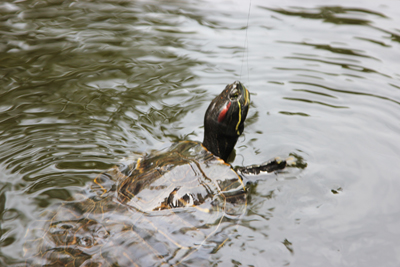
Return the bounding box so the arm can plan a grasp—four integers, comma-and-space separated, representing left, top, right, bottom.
1, 0, 400, 266
263, 6, 387, 25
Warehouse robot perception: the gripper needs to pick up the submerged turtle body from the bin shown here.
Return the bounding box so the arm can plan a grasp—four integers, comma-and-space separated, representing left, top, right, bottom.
116, 141, 246, 213
25, 141, 247, 266
24, 81, 289, 266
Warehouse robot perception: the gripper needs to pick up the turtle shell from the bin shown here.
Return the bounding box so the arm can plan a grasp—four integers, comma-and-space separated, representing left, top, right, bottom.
24, 141, 247, 266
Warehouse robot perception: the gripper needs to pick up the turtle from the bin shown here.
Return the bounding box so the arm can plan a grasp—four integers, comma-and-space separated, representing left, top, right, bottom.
24, 81, 290, 266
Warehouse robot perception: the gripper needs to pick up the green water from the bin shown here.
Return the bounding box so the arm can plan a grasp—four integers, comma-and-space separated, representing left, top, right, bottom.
1, 0, 400, 266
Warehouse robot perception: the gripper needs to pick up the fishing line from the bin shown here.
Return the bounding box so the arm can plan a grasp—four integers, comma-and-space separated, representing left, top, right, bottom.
240, 0, 251, 86
237, 0, 252, 163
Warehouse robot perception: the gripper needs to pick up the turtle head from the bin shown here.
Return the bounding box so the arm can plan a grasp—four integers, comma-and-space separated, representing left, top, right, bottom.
203, 81, 250, 161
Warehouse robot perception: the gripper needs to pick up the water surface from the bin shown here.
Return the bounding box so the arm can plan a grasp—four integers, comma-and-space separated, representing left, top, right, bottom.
1, 0, 400, 266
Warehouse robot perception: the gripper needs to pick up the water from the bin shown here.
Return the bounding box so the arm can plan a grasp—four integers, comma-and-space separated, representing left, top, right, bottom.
1, 0, 400, 266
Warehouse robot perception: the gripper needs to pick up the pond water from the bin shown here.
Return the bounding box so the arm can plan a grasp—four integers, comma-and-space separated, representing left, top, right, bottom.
1, 0, 400, 266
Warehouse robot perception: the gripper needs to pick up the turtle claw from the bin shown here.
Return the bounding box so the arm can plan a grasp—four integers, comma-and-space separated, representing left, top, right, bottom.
272, 156, 282, 163
285, 156, 296, 167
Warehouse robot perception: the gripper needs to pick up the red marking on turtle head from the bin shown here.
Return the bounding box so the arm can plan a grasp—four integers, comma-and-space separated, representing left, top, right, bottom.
218, 102, 231, 122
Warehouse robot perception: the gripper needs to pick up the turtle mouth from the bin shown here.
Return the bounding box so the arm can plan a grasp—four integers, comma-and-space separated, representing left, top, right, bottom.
238, 81, 250, 106
231, 81, 250, 107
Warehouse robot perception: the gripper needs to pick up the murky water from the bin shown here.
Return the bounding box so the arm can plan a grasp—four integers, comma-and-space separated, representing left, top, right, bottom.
1, 0, 400, 266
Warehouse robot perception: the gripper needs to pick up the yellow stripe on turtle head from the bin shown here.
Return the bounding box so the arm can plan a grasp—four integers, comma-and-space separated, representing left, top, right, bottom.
244, 87, 249, 106
236, 101, 241, 135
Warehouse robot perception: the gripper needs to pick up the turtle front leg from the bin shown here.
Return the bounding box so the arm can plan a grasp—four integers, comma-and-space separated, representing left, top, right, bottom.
236, 157, 293, 175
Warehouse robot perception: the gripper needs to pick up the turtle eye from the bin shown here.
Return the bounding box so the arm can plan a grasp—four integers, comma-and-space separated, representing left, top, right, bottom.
229, 90, 240, 100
